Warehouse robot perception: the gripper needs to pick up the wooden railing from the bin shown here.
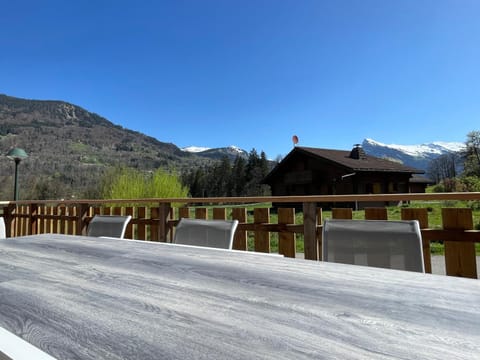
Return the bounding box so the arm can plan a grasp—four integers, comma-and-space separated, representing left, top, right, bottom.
2, 192, 480, 279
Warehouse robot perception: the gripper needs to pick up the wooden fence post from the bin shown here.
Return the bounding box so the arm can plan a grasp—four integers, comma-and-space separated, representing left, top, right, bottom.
332, 208, 352, 219
137, 207, 146, 240
51, 206, 58, 234
303, 202, 318, 260
59, 206, 66, 235
151, 207, 159, 241
213, 208, 226, 220
29, 203, 38, 235
68, 206, 76, 235
318, 208, 323, 260
76, 204, 90, 235
365, 207, 388, 220
3, 205, 14, 237
278, 208, 296, 258
195, 208, 207, 220
157, 203, 171, 242
254, 208, 270, 253
178, 207, 190, 219
232, 208, 247, 251
442, 208, 477, 278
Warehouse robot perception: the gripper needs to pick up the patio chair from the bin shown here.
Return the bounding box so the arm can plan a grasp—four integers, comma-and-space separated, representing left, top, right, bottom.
0, 217, 5, 238
173, 218, 239, 250
322, 219, 425, 273
87, 215, 132, 239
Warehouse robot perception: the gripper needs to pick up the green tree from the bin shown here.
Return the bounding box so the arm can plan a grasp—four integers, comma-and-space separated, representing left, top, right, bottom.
211, 156, 232, 196
180, 149, 272, 197
232, 156, 247, 196
427, 152, 459, 184
188, 168, 207, 197
244, 149, 271, 196
463, 131, 480, 176
459, 176, 480, 192
102, 167, 189, 199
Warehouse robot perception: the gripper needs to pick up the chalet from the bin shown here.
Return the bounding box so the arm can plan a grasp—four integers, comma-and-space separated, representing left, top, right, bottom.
263, 145, 426, 208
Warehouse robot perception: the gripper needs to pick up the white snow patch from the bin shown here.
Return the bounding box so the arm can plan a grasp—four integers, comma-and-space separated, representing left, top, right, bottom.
181, 146, 211, 153
228, 145, 244, 153
364, 138, 465, 157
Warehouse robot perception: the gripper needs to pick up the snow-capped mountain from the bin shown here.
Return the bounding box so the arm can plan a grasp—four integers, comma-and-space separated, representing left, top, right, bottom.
182, 139, 465, 172
182, 145, 248, 161
362, 138, 465, 172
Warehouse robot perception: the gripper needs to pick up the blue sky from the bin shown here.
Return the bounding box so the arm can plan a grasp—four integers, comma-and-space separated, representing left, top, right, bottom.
1, 1, 479, 159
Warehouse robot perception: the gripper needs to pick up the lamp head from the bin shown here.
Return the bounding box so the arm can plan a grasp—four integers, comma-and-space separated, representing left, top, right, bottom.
7, 148, 28, 162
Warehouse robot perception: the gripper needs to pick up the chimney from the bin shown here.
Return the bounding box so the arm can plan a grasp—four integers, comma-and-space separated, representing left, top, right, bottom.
349, 144, 367, 160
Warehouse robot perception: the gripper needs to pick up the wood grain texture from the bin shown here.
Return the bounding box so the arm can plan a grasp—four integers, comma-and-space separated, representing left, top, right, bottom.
443, 208, 477, 278
231, 208, 247, 251
0, 234, 479, 360
278, 208, 295, 258
302, 203, 318, 260
364, 207, 388, 220
332, 208, 353, 219
254, 208, 270, 253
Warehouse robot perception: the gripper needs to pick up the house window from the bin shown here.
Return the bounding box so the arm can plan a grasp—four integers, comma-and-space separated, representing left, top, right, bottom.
365, 183, 373, 193
388, 182, 398, 192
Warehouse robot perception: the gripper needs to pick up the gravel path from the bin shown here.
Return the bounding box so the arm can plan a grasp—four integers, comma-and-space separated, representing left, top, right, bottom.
430, 255, 480, 278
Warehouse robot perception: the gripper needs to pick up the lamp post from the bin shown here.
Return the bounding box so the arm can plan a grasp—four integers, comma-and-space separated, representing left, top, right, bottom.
7, 148, 28, 201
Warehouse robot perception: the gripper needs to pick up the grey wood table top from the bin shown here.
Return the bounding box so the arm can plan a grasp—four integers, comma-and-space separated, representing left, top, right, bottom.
0, 234, 479, 360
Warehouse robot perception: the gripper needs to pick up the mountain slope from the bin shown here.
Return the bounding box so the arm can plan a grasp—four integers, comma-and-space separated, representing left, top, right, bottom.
361, 138, 465, 171
0, 94, 204, 200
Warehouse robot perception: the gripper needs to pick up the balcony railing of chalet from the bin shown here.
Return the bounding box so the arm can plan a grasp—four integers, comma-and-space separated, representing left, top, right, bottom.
2, 192, 480, 279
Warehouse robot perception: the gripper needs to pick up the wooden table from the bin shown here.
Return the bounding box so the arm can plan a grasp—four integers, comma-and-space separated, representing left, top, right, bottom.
0, 234, 479, 359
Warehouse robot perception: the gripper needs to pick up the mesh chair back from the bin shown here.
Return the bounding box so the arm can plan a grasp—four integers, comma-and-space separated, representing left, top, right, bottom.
87, 215, 132, 239
0, 217, 5, 238
322, 219, 424, 273
174, 218, 239, 250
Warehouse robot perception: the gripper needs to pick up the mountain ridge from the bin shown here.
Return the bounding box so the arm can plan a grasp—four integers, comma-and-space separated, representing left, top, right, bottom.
182, 145, 249, 160
361, 138, 464, 172
184, 138, 465, 172
363, 138, 464, 156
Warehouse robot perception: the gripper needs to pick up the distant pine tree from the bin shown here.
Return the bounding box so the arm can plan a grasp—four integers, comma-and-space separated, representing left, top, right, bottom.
181, 149, 272, 197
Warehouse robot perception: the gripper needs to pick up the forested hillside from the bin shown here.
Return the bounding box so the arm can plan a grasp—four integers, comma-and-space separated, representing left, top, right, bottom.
0, 94, 273, 201
0, 94, 209, 200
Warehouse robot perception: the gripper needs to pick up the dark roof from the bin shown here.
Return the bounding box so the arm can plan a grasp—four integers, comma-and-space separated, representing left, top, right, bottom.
409, 174, 434, 184
264, 146, 424, 183
297, 146, 423, 173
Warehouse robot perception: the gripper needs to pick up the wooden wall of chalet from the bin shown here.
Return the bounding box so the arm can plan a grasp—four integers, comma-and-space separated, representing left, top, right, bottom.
267, 152, 413, 199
